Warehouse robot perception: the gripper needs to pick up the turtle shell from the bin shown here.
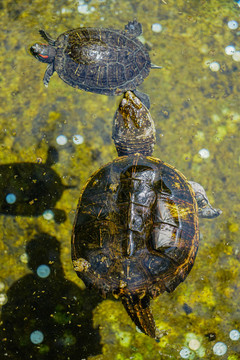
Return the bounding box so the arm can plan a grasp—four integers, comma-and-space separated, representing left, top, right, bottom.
72, 153, 199, 300
54, 27, 151, 94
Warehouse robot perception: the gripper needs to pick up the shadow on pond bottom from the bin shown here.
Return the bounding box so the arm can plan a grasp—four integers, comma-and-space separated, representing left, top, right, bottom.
0, 232, 102, 359
0, 147, 74, 224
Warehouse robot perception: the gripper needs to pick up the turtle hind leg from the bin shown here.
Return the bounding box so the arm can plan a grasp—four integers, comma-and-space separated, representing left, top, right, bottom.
125, 20, 142, 38
121, 292, 157, 338
39, 30, 56, 46
189, 181, 222, 219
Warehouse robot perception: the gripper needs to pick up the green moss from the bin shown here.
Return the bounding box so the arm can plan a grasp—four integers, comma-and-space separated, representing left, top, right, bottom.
115, 354, 126, 360
117, 331, 132, 348
131, 353, 143, 360
38, 344, 50, 354
227, 356, 239, 360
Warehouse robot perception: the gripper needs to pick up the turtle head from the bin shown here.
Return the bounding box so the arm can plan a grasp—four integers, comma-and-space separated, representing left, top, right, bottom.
30, 43, 56, 63
112, 91, 156, 157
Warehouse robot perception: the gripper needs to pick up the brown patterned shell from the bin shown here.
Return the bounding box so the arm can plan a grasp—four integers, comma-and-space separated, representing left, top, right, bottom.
72, 154, 199, 301
54, 27, 151, 94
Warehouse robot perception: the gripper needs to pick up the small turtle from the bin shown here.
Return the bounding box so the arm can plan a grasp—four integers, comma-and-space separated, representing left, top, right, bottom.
30, 20, 161, 107
71, 92, 221, 338
0, 147, 74, 223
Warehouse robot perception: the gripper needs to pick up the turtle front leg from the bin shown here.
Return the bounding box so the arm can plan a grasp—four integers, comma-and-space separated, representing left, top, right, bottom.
43, 63, 54, 87
39, 30, 56, 46
189, 181, 222, 219
125, 20, 142, 38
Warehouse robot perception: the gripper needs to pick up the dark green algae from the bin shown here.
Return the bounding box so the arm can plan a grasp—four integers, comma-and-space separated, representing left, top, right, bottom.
0, 0, 240, 359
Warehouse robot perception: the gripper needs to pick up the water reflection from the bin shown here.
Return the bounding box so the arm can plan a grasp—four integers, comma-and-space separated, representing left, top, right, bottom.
0, 147, 74, 223
0, 233, 102, 359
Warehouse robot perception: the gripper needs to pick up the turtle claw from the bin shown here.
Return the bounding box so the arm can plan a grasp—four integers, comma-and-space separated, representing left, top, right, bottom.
189, 181, 222, 219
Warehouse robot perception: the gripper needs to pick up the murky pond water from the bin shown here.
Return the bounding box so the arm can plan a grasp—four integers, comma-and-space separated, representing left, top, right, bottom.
0, 0, 240, 359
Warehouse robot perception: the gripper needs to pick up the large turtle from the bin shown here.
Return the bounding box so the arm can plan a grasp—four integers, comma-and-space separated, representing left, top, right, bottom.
30, 20, 160, 106
71, 91, 221, 338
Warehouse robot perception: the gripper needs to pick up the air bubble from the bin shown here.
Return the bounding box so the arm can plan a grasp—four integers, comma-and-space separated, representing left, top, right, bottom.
213, 342, 227, 356
225, 45, 235, 55
43, 210, 54, 220
189, 338, 200, 350
56, 135, 67, 145
180, 347, 191, 359
73, 134, 84, 145
37, 265, 51, 278
227, 20, 238, 30
229, 329, 240, 341
5, 193, 16, 204
209, 62, 220, 72
30, 330, 44, 344
232, 51, 240, 62
198, 148, 210, 159
152, 23, 163, 33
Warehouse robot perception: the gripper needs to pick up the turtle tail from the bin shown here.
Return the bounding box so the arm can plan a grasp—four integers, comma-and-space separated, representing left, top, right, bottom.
121, 292, 156, 338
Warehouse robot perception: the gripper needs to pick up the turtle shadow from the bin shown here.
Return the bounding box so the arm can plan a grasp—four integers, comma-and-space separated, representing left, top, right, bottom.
0, 232, 102, 359
0, 147, 74, 223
